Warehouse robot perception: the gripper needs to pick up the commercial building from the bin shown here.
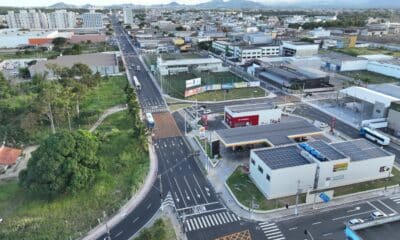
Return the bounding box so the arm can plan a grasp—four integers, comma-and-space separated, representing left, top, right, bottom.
258, 65, 330, 90
212, 40, 280, 61
309, 27, 331, 38
0, 29, 73, 48
215, 119, 322, 148
362, 55, 400, 79
123, 8, 134, 25
157, 57, 224, 76
281, 41, 319, 57
320, 52, 368, 72
249, 139, 394, 199
29, 53, 119, 78
388, 101, 400, 135
340, 86, 400, 118
224, 103, 282, 128
82, 12, 103, 29
243, 32, 273, 45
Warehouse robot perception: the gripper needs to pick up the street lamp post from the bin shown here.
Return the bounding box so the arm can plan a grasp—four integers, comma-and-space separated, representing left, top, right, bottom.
295, 180, 300, 215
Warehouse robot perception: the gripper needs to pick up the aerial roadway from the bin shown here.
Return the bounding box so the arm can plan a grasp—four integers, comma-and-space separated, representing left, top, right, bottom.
94, 16, 400, 240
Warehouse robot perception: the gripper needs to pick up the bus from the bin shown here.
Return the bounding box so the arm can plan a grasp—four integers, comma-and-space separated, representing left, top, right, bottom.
133, 76, 141, 90
359, 127, 390, 146
146, 113, 155, 129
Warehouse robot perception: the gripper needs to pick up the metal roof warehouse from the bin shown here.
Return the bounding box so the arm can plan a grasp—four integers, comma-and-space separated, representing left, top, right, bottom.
215, 119, 322, 147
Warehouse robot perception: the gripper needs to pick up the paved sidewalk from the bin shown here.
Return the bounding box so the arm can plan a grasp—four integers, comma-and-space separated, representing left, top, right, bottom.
89, 104, 127, 132
82, 136, 159, 240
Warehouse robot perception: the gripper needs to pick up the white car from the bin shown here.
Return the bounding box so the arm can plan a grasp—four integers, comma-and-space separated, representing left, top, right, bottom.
348, 218, 364, 225
371, 211, 385, 219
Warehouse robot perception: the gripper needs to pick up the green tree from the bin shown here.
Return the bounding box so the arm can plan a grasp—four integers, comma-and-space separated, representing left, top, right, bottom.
19, 130, 101, 198
0, 72, 11, 99
52, 37, 67, 51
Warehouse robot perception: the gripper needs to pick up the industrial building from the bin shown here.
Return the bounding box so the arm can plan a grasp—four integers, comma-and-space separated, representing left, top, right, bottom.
249, 139, 394, 199
362, 55, 400, 79
224, 103, 282, 128
29, 53, 120, 78
257, 65, 330, 90
340, 86, 400, 118
320, 52, 368, 72
157, 57, 225, 76
281, 41, 319, 57
0, 29, 73, 48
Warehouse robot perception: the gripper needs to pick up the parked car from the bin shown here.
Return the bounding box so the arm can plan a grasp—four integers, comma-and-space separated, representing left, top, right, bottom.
348, 218, 364, 225
371, 211, 385, 219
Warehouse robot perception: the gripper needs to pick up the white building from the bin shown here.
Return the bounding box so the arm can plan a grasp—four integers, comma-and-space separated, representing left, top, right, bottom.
281, 41, 319, 57
82, 12, 103, 29
157, 57, 224, 76
7, 10, 42, 29
47, 10, 76, 29
212, 40, 280, 61
243, 32, 273, 45
321, 52, 368, 72
309, 27, 331, 38
358, 55, 400, 79
123, 8, 133, 25
250, 139, 394, 199
224, 103, 282, 128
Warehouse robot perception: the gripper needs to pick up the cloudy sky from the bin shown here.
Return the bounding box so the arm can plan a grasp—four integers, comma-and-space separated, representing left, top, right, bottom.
0, 0, 301, 7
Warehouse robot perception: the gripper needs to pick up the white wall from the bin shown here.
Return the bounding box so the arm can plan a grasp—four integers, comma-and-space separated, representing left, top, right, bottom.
340, 60, 368, 71
249, 150, 317, 199
367, 61, 400, 78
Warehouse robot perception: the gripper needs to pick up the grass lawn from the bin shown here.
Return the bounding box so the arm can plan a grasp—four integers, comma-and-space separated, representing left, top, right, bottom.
187, 87, 266, 102
133, 217, 176, 240
162, 71, 247, 99
169, 103, 192, 112
0, 111, 150, 239
333, 167, 400, 197
226, 166, 305, 211
334, 47, 400, 58
340, 70, 399, 84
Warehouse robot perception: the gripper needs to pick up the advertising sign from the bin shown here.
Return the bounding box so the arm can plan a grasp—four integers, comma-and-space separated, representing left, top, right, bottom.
233, 82, 248, 88
319, 192, 330, 203
333, 162, 348, 172
222, 83, 234, 90
185, 78, 201, 89
248, 81, 261, 87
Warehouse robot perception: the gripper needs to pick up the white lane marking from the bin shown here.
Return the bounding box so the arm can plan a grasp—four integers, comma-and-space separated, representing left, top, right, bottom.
262, 225, 279, 231
322, 232, 333, 237
183, 175, 198, 205
186, 220, 192, 232
190, 218, 197, 230
268, 234, 283, 239
115, 231, 123, 238
289, 227, 298, 231
367, 201, 382, 212
264, 228, 280, 234
347, 206, 361, 213
219, 212, 227, 224
379, 200, 398, 214
260, 222, 275, 227
231, 214, 238, 221
223, 212, 231, 222
332, 210, 375, 221
132, 217, 139, 223
193, 218, 200, 230
197, 217, 204, 229
213, 214, 221, 225
193, 173, 209, 202
204, 215, 211, 227
226, 212, 234, 222
312, 221, 322, 225
146, 203, 151, 209
173, 177, 187, 207
208, 215, 215, 226
200, 216, 207, 228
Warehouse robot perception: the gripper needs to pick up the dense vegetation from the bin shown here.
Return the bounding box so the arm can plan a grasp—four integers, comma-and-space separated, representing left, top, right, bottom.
0, 67, 126, 146
136, 218, 176, 240
19, 130, 101, 198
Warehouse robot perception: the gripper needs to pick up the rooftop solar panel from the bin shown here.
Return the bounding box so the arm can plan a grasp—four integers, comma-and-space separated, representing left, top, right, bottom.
307, 140, 347, 161
254, 145, 312, 169
332, 139, 392, 161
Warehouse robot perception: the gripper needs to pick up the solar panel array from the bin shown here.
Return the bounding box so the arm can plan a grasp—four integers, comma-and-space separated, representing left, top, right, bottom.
332, 139, 392, 161
308, 140, 346, 161
216, 120, 321, 146
255, 145, 312, 170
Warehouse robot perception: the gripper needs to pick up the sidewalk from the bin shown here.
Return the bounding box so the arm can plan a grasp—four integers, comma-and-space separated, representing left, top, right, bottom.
82, 136, 159, 240
89, 104, 127, 132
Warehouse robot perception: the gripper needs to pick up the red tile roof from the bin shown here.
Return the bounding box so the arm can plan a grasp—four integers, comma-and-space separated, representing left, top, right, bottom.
0, 147, 22, 166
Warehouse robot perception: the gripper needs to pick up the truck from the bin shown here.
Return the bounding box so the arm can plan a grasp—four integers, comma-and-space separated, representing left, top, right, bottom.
136, 65, 141, 71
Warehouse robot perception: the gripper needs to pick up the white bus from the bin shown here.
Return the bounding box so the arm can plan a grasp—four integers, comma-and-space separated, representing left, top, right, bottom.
133, 76, 141, 90
146, 113, 155, 129
359, 127, 390, 146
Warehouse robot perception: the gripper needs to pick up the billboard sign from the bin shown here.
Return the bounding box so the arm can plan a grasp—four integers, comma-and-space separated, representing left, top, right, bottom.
319, 192, 330, 203
333, 162, 348, 172
222, 83, 234, 90
186, 78, 201, 89
184, 86, 204, 97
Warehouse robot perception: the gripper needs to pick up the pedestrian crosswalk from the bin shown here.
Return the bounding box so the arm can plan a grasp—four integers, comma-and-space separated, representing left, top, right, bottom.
258, 222, 285, 240
184, 211, 240, 232
390, 196, 400, 204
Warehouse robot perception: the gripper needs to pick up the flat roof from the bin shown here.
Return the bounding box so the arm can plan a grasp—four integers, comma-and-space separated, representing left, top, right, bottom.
307, 140, 347, 161
225, 103, 275, 114
368, 84, 400, 99
340, 86, 400, 108
215, 119, 322, 147
356, 220, 400, 240
284, 41, 318, 46
332, 139, 392, 161
254, 145, 312, 170
320, 52, 366, 62
159, 57, 222, 66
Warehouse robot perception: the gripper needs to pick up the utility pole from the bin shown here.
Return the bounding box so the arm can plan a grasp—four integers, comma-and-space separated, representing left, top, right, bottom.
295, 180, 300, 215
184, 110, 187, 136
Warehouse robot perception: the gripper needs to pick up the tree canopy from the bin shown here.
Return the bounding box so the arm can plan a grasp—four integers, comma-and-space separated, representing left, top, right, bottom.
19, 130, 101, 197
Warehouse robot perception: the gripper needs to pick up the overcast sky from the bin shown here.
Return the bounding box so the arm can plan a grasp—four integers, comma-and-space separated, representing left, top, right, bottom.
0, 0, 300, 7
